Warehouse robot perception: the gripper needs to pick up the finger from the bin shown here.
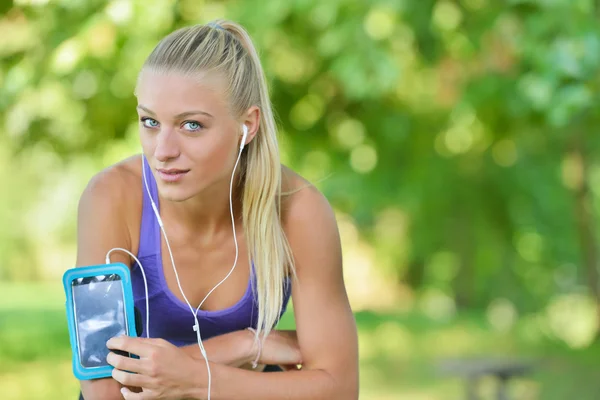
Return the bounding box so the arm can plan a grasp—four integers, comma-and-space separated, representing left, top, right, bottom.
107, 336, 156, 357
106, 352, 145, 374
107, 335, 156, 349
111, 368, 149, 388
121, 387, 152, 400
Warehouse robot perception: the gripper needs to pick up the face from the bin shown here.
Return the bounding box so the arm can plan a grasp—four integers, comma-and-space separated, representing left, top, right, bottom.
135, 70, 241, 202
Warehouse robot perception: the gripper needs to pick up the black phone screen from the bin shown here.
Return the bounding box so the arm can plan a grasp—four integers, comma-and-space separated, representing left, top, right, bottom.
71, 274, 128, 368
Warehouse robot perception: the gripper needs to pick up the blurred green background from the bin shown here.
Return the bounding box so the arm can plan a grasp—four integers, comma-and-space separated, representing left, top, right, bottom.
2, 0, 600, 399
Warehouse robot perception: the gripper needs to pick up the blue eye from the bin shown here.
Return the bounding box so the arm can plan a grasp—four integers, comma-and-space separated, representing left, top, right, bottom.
183, 121, 203, 131
141, 117, 159, 128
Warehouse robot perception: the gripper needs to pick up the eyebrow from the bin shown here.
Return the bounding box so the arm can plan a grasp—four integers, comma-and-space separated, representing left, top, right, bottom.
136, 105, 214, 119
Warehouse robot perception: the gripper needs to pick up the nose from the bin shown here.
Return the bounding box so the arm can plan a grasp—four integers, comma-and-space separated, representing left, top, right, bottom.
154, 128, 180, 162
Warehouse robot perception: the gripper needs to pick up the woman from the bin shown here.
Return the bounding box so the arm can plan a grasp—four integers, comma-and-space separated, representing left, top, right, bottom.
76, 19, 358, 400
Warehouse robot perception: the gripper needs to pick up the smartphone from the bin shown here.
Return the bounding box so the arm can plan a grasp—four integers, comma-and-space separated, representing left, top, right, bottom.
71, 273, 129, 368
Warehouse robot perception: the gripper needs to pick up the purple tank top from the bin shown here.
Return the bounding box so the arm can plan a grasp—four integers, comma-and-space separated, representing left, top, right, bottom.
130, 157, 291, 346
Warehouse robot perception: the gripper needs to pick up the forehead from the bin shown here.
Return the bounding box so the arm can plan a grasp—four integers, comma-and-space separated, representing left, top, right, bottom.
135, 70, 229, 116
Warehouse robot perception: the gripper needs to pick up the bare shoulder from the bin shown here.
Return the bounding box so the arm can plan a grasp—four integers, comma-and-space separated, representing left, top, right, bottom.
280, 165, 342, 270
280, 165, 336, 225
81, 155, 141, 203
76, 155, 143, 266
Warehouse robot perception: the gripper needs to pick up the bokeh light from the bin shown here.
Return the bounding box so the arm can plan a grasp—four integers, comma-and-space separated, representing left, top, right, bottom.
3, 1, 600, 399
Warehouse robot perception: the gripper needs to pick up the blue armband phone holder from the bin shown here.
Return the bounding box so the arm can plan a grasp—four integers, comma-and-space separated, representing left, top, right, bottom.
63, 262, 138, 380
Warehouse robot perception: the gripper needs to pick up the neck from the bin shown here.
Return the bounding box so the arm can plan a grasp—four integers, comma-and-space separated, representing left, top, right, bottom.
159, 174, 244, 243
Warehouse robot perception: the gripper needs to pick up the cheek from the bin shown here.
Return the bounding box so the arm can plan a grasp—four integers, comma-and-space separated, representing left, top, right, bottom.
139, 130, 155, 153
191, 136, 238, 175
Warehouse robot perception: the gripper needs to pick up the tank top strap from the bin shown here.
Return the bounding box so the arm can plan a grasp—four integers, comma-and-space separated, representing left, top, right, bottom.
137, 155, 160, 259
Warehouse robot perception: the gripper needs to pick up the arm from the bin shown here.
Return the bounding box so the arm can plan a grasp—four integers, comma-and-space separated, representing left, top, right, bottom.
76, 167, 137, 400
181, 329, 302, 369
180, 330, 251, 367
106, 184, 358, 399
199, 186, 359, 399
77, 164, 304, 399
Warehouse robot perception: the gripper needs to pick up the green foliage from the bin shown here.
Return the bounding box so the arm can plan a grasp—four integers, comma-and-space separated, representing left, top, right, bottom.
3, 283, 600, 399
1, 0, 600, 323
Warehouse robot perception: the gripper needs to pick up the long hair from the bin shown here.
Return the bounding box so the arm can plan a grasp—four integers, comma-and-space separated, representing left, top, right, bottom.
139, 20, 295, 342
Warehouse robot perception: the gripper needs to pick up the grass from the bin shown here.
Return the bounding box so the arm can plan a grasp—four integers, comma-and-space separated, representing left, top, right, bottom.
1, 282, 600, 399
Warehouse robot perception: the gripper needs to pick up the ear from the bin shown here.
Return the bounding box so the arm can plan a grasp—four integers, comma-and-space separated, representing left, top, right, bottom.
241, 106, 260, 146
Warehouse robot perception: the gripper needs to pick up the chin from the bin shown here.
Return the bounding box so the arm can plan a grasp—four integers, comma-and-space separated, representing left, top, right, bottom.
156, 184, 198, 202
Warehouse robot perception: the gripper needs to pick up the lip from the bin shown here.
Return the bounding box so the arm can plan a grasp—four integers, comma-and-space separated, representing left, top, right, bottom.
156, 168, 189, 183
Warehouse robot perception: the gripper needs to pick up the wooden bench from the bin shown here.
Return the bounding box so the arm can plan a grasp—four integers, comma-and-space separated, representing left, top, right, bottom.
437, 358, 536, 400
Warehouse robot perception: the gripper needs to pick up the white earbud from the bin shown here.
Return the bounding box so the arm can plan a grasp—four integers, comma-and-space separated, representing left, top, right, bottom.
240, 124, 248, 150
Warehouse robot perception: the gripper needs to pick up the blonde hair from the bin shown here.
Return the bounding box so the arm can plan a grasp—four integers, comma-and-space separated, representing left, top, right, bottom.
140, 20, 296, 341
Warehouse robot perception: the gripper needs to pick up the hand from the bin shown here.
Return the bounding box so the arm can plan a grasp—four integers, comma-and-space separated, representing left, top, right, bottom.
251, 330, 303, 370
106, 336, 205, 400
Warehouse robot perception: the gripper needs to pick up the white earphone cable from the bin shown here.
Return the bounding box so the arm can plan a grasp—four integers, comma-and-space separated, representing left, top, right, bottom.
195, 142, 243, 313
140, 153, 213, 397
105, 248, 150, 339
116, 130, 247, 400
